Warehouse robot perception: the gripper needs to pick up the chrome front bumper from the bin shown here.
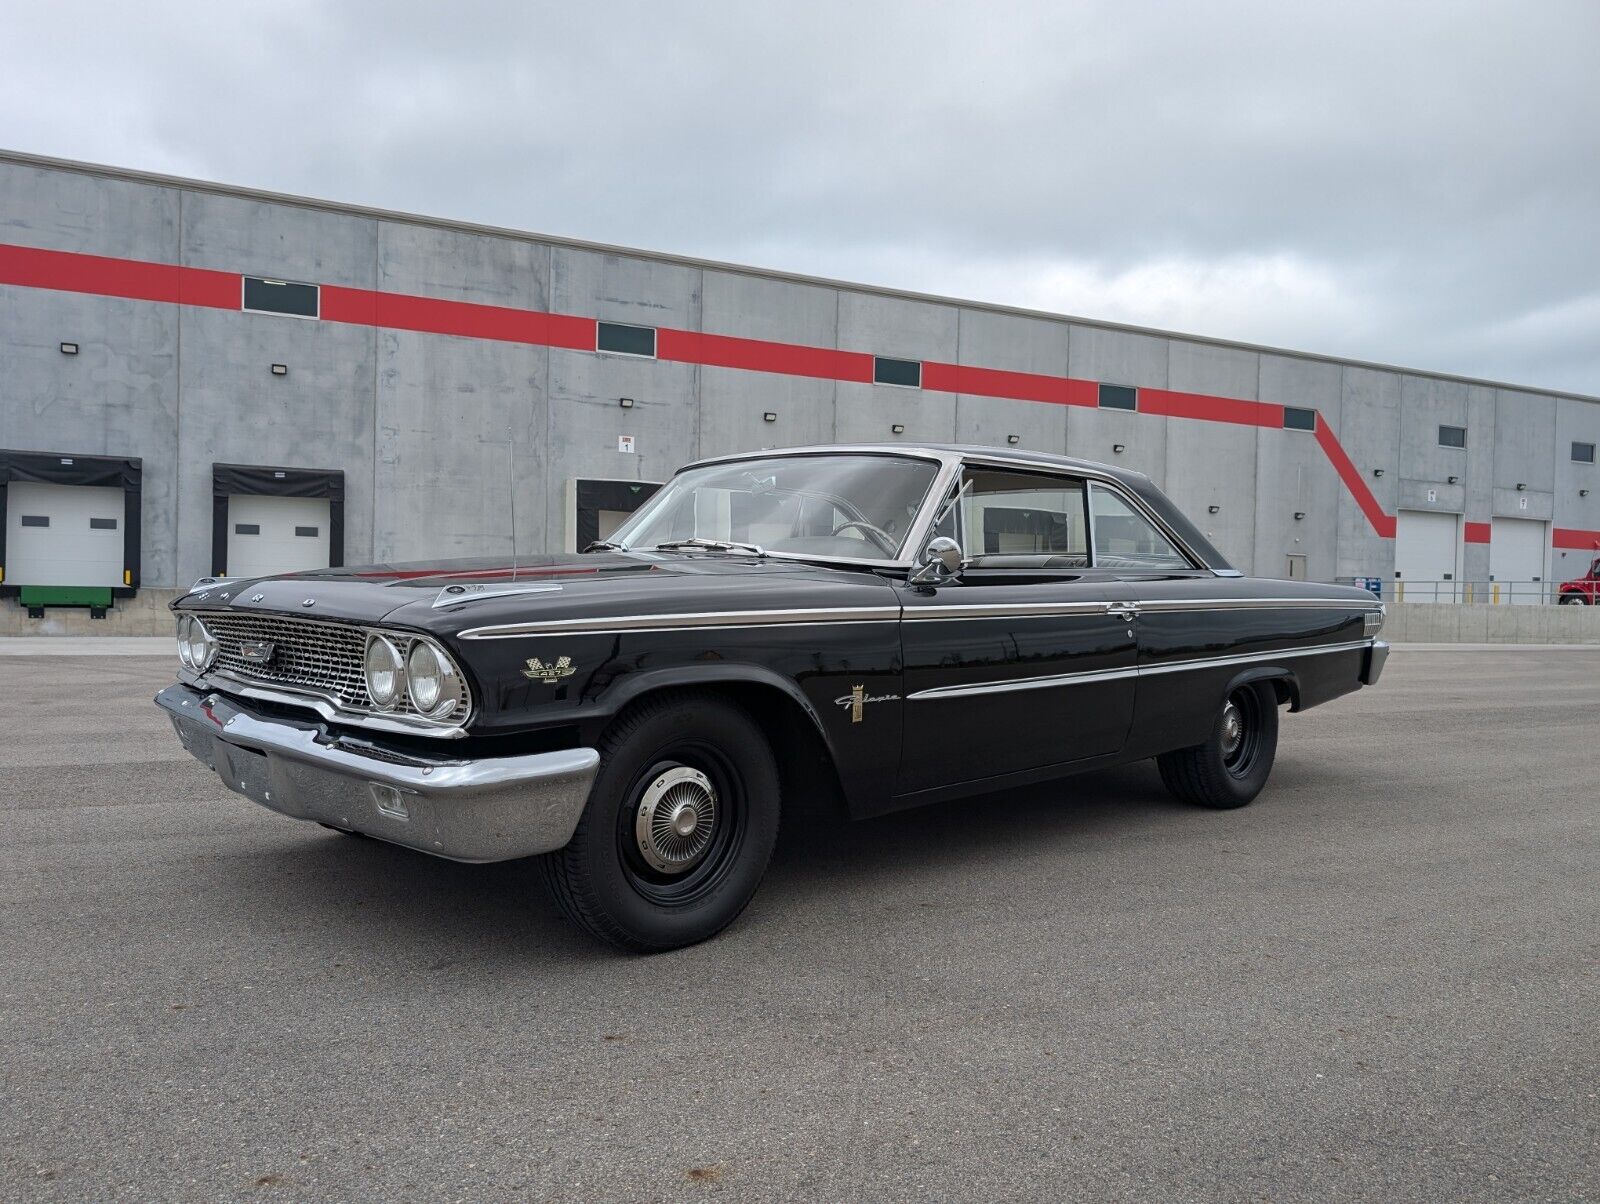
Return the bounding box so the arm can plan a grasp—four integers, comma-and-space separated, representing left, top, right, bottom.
156, 683, 599, 862
1361, 639, 1390, 686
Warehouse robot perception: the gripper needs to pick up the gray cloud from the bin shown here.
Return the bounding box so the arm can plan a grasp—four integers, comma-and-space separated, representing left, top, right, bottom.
3, 0, 1597, 392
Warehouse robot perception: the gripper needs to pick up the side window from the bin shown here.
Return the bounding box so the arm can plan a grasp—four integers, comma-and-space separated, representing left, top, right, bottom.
957, 469, 1089, 565
1089, 485, 1193, 569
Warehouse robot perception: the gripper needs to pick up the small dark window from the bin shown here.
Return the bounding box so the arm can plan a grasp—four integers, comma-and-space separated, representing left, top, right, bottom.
89, 517, 118, 530
1098, 384, 1137, 411
294, 526, 319, 537
1283, 406, 1317, 431
242, 276, 320, 318
596, 321, 656, 357
20, 515, 49, 527
873, 356, 922, 388
1438, 425, 1467, 448
1573, 441, 1596, 464
234, 523, 261, 535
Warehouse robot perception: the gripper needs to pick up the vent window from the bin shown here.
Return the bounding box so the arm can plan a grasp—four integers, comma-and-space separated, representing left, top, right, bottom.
20, 514, 48, 527
234, 523, 260, 535
1283, 406, 1317, 431
596, 322, 657, 358
1438, 424, 1467, 448
1573, 441, 1596, 464
242, 277, 320, 319
89, 517, 118, 530
295, 526, 320, 537
1098, 384, 1137, 411
872, 357, 922, 388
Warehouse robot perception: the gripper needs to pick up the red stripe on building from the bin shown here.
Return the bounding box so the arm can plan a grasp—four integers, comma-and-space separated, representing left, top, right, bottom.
1315, 419, 1397, 539
1553, 527, 1600, 550
919, 362, 1098, 407
320, 285, 596, 350
657, 329, 873, 382
1464, 522, 1491, 544
1138, 388, 1286, 428
0, 243, 239, 309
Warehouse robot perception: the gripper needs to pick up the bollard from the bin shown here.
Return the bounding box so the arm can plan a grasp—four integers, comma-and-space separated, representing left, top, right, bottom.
1492, 583, 1500, 605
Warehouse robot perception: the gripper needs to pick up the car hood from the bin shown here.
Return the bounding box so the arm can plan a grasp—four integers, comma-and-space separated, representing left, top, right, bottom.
171, 552, 895, 633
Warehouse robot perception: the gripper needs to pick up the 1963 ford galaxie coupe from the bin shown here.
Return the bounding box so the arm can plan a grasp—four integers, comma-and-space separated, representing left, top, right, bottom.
158, 445, 1387, 951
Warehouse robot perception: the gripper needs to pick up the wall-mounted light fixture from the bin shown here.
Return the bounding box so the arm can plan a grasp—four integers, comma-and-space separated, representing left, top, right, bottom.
1207, 505, 1220, 514
1515, 482, 1527, 491
1007, 434, 1020, 445
59, 341, 79, 355
762, 412, 777, 423
1447, 475, 1459, 484
619, 396, 635, 409
1112, 443, 1125, 454
891, 423, 905, 435
1293, 511, 1306, 521
1581, 489, 1591, 498
270, 363, 288, 376
1372, 468, 1385, 477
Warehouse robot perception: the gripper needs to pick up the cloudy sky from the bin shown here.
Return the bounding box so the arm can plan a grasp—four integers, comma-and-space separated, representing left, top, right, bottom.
3, 1, 1596, 393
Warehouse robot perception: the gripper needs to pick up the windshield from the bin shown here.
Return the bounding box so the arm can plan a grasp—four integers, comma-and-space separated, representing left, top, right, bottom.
610, 454, 941, 560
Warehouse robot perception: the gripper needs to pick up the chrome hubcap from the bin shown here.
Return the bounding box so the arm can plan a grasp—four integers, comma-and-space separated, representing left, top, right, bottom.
634, 766, 718, 874
1220, 702, 1244, 758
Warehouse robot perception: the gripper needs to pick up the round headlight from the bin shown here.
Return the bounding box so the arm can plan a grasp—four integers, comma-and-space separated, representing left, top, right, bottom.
176, 615, 195, 668
363, 635, 405, 709
186, 616, 217, 671
405, 640, 452, 716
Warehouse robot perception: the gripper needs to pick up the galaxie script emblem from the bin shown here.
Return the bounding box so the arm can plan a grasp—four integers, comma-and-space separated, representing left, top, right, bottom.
835, 684, 901, 723
238, 640, 276, 666
522, 656, 575, 684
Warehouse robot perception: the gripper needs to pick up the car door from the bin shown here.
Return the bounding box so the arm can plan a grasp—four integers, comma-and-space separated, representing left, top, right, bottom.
894, 465, 1138, 796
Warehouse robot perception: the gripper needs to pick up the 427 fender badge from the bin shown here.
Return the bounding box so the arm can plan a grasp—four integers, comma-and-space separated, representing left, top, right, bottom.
834, 684, 901, 723
522, 655, 576, 684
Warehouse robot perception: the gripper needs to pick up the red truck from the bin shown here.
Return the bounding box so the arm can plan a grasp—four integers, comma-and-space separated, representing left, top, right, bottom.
1558, 556, 1600, 604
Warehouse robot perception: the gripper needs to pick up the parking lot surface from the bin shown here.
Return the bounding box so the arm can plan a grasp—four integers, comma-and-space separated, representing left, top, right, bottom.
2, 650, 1595, 1201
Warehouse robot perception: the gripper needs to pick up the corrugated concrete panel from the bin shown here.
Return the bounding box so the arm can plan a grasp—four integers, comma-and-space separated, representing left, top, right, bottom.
951, 308, 1069, 455
1463, 383, 1498, 580
1335, 367, 1403, 580
374, 330, 546, 561
173, 307, 376, 585
550, 247, 701, 330
378, 221, 550, 309
1553, 397, 1600, 580
697, 272, 838, 457
0, 288, 180, 586
1064, 324, 1168, 483
1164, 341, 1258, 568
834, 292, 958, 446
0, 162, 177, 260
180, 190, 378, 288
1399, 375, 1471, 486
1256, 355, 1343, 580
1493, 389, 1556, 497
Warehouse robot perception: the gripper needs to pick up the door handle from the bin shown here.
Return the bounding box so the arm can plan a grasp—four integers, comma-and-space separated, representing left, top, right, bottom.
1107, 601, 1140, 621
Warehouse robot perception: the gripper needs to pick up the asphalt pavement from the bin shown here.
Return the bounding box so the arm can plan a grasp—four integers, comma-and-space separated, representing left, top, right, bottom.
1, 649, 1595, 1201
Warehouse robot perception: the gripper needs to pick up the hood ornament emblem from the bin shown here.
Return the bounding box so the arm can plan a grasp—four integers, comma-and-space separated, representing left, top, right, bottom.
250, 593, 265, 603
301, 598, 316, 608
521, 656, 575, 684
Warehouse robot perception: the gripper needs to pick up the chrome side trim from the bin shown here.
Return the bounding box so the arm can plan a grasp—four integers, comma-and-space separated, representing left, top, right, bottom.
459, 606, 904, 640
907, 639, 1373, 701
1136, 597, 1383, 613
903, 601, 1113, 621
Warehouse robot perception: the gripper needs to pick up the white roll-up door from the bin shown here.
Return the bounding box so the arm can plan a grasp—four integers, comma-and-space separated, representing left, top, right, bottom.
1394, 510, 1460, 602
5, 481, 125, 586
1489, 518, 1547, 605
226, 495, 332, 579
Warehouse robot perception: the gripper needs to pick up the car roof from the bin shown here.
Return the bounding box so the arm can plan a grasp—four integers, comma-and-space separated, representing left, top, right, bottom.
684, 443, 1153, 488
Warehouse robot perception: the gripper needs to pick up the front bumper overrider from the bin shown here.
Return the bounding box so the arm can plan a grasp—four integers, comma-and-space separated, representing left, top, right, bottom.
156, 683, 599, 862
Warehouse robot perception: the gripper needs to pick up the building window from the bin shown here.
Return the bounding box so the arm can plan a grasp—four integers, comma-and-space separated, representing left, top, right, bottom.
1098, 384, 1137, 411
1438, 424, 1467, 448
20, 515, 48, 527
234, 523, 260, 535
89, 517, 118, 530
295, 526, 320, 537
1574, 441, 1596, 464
242, 277, 320, 319
1283, 406, 1317, 431
873, 356, 922, 388
596, 321, 657, 358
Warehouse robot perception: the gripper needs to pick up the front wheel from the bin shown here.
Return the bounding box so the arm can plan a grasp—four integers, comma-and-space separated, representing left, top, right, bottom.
1558, 594, 1588, 605
538, 692, 781, 952
1157, 681, 1280, 809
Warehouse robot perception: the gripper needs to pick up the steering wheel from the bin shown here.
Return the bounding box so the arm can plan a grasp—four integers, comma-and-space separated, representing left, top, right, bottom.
830, 519, 898, 556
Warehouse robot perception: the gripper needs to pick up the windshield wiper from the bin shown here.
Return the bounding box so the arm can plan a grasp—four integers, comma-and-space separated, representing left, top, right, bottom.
582, 540, 622, 552
649, 537, 766, 556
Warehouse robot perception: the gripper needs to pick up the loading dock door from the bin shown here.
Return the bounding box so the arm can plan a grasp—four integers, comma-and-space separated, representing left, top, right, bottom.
1394, 510, 1460, 602
1489, 518, 1547, 605
4, 481, 126, 587
226, 495, 332, 580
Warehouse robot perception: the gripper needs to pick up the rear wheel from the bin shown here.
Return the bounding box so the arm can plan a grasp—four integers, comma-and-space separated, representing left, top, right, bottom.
1157, 681, 1280, 809
538, 693, 780, 952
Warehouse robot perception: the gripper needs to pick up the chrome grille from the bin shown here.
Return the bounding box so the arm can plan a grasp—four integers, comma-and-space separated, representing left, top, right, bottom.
192, 611, 470, 725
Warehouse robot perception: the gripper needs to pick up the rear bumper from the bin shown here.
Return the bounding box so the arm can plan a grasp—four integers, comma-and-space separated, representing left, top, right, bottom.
155, 683, 599, 862
1361, 639, 1389, 686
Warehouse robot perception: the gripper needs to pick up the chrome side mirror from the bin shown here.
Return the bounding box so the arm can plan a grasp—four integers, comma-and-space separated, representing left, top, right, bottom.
909, 537, 963, 587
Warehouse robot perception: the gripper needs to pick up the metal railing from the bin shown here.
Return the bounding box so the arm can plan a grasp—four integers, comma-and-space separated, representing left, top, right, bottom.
1380, 580, 1568, 605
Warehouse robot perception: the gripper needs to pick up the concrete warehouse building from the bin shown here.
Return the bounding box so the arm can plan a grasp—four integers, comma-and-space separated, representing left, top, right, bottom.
2, 148, 1598, 623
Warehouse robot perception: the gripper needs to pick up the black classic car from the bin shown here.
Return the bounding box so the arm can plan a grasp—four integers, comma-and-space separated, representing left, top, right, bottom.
158, 445, 1387, 951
